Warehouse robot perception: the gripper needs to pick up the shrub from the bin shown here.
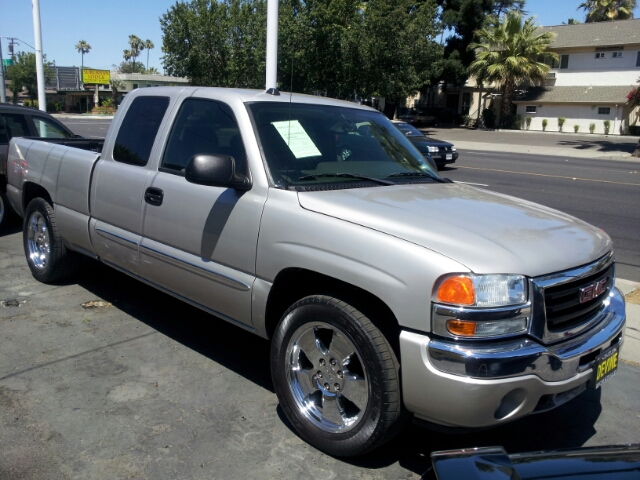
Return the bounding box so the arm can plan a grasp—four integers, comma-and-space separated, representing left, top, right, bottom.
462, 115, 472, 127
542, 119, 548, 131
90, 105, 116, 115
46, 100, 63, 112
589, 123, 596, 134
574, 124, 579, 133
511, 114, 522, 130
23, 99, 38, 109
604, 120, 611, 135
482, 108, 496, 129
525, 116, 532, 130
558, 117, 566, 132
629, 126, 640, 136
101, 98, 115, 108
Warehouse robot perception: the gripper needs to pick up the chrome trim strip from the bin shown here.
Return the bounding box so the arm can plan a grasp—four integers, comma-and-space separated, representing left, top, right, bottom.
139, 244, 251, 291
102, 260, 256, 333
431, 302, 531, 341
427, 288, 625, 382
95, 228, 139, 250
531, 253, 615, 344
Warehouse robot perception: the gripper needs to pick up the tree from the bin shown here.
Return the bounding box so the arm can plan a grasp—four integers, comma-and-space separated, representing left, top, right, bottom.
563, 18, 581, 24
143, 39, 154, 70
109, 78, 125, 104
5, 52, 54, 102
145, 66, 159, 74
117, 60, 145, 74
468, 10, 557, 124
435, 0, 528, 86
579, 0, 637, 22
75, 40, 92, 72
128, 35, 144, 66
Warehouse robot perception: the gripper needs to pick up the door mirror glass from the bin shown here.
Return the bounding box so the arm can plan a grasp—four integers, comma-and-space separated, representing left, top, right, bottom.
185, 154, 251, 190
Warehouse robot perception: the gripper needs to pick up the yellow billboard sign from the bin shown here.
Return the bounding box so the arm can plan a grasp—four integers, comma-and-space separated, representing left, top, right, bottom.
82, 69, 110, 85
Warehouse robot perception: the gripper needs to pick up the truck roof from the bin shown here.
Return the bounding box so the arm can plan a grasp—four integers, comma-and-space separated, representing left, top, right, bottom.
127, 86, 377, 111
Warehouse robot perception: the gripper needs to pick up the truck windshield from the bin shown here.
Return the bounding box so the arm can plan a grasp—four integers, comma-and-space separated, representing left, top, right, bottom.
247, 102, 438, 189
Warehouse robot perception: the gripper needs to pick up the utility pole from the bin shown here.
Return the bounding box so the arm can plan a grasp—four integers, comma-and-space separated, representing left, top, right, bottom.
32, 0, 46, 112
265, 0, 279, 93
0, 37, 6, 103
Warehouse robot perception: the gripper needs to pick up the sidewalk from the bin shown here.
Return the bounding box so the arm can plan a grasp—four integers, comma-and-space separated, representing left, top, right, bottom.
425, 126, 640, 160
617, 279, 640, 366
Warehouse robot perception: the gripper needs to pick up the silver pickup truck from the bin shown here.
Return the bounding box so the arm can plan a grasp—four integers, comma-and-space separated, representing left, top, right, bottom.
6, 87, 626, 456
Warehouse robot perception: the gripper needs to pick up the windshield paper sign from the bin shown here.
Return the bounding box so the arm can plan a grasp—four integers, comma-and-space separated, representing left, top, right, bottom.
272, 120, 321, 159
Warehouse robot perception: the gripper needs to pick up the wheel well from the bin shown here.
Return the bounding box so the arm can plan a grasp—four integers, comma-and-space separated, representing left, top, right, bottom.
23, 182, 52, 210
265, 268, 401, 356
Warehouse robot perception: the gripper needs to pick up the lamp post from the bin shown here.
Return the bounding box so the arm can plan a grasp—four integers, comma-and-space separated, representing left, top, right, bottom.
0, 37, 6, 103
32, 0, 46, 112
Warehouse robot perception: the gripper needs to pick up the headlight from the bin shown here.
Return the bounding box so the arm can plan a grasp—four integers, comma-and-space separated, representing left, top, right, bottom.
451, 146, 457, 151
435, 274, 527, 307
432, 274, 529, 339
427, 146, 439, 153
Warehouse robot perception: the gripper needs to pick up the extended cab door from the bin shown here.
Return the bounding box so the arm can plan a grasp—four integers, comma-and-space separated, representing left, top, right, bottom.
90, 95, 172, 274
139, 96, 264, 329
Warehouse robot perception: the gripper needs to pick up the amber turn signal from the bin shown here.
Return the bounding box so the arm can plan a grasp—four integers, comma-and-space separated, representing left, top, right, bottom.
437, 276, 475, 306
446, 319, 477, 337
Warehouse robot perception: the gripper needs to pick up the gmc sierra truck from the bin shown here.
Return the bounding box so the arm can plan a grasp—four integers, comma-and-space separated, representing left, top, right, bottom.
5, 87, 626, 456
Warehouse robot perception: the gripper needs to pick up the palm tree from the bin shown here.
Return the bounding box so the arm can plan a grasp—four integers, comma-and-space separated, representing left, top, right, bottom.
468, 11, 558, 126
128, 35, 144, 67
579, 0, 637, 22
143, 39, 154, 71
123, 49, 132, 66
75, 40, 92, 72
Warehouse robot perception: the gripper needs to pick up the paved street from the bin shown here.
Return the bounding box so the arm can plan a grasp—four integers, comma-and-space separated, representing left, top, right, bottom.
1, 225, 639, 479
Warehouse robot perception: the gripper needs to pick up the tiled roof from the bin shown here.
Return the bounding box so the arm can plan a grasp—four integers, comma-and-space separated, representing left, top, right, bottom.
513, 85, 634, 104
539, 19, 640, 49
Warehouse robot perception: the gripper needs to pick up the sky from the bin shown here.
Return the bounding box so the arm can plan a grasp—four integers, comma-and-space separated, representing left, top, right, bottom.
1, 0, 640, 73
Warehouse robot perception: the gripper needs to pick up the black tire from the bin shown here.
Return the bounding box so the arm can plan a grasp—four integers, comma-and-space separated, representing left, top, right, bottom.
271, 295, 407, 456
23, 198, 77, 283
0, 187, 13, 231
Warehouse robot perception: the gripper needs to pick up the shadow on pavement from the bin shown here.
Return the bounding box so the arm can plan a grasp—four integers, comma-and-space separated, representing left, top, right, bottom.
0, 216, 22, 238
75, 259, 274, 393
74, 258, 605, 477
557, 140, 636, 153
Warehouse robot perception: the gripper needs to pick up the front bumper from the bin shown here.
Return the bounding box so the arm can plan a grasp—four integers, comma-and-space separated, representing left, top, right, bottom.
434, 151, 458, 165
400, 287, 626, 428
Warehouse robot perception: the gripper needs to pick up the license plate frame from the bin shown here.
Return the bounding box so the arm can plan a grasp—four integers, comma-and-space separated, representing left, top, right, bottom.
446, 154, 453, 160
588, 344, 620, 389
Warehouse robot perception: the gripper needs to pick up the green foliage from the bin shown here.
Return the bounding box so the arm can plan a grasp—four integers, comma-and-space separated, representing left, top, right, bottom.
101, 98, 115, 108
91, 105, 116, 115
5, 52, 54, 101
462, 114, 472, 126
589, 122, 596, 133
23, 99, 39, 109
525, 115, 532, 129
604, 119, 611, 134
542, 118, 548, 131
75, 40, 91, 70
46, 100, 63, 112
482, 108, 496, 128
436, 0, 527, 85
511, 114, 522, 130
160, 0, 442, 105
117, 61, 145, 74
579, 0, 637, 23
574, 124, 579, 132
558, 116, 566, 131
468, 11, 557, 125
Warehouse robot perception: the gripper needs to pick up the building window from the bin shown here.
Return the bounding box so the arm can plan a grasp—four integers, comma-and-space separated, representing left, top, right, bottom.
612, 52, 623, 58
595, 52, 605, 59
132, 83, 139, 90
636, 51, 640, 66
598, 107, 611, 115
525, 105, 537, 113
560, 54, 569, 69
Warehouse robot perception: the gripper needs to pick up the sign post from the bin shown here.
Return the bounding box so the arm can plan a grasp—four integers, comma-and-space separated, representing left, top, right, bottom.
81, 69, 110, 112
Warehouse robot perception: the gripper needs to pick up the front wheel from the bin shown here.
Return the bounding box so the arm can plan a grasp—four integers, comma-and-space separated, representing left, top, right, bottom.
23, 198, 77, 283
271, 295, 406, 456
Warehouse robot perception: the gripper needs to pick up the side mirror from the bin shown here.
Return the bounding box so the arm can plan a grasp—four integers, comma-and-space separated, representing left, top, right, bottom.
185, 154, 251, 191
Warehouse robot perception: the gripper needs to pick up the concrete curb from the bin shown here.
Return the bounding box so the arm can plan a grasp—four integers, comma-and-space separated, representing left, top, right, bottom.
617, 278, 640, 365
454, 140, 639, 160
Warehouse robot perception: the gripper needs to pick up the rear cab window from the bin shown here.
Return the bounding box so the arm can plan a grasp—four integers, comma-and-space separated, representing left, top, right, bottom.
113, 96, 170, 166
31, 116, 72, 139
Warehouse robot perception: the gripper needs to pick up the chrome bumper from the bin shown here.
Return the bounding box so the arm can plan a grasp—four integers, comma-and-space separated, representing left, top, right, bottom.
400, 288, 626, 428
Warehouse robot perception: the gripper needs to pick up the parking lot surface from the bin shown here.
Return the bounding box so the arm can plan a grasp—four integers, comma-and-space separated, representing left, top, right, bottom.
2, 221, 640, 479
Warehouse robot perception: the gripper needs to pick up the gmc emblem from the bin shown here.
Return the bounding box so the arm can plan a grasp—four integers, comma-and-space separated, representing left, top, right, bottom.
579, 278, 608, 303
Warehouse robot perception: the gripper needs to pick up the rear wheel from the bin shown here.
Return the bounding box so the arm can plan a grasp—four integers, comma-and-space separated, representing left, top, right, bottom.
271, 295, 406, 456
23, 198, 77, 283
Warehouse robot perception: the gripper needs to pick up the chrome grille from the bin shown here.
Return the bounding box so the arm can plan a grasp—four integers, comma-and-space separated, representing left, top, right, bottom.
544, 263, 614, 332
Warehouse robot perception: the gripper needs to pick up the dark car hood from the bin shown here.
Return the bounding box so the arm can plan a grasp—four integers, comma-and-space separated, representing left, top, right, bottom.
408, 136, 452, 147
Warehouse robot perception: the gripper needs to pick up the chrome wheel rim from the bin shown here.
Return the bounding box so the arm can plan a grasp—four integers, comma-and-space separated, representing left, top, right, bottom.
27, 211, 50, 270
285, 320, 369, 433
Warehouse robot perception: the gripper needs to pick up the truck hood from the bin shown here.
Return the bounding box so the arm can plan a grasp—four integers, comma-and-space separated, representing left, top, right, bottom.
297, 183, 611, 277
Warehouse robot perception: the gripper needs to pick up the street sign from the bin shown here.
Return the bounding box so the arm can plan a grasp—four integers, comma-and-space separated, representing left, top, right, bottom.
2, 59, 13, 67
82, 69, 110, 85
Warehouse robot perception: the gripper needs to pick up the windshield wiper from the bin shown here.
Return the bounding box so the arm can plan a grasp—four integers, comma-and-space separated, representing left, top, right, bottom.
387, 171, 442, 181
297, 173, 395, 186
